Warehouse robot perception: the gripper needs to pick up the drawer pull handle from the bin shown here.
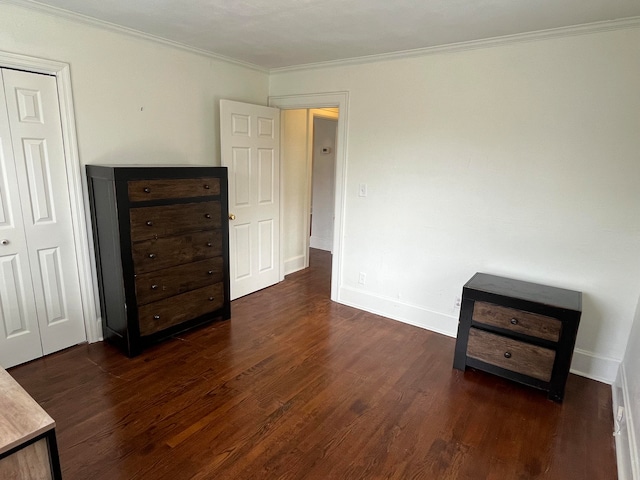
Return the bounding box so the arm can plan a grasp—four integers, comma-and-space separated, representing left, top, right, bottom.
151, 284, 158, 290
207, 270, 213, 275
205, 213, 211, 219
148, 253, 156, 259
207, 242, 212, 247
510, 318, 518, 325
143, 187, 151, 193
153, 315, 160, 320
204, 184, 210, 190
209, 296, 215, 301
146, 221, 153, 226
504, 352, 512, 359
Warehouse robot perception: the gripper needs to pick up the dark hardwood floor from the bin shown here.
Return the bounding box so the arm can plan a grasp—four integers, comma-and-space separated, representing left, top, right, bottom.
9, 249, 616, 479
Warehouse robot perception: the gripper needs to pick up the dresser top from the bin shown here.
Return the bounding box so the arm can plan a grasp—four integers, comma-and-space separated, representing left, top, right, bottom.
0, 367, 55, 455
464, 273, 582, 312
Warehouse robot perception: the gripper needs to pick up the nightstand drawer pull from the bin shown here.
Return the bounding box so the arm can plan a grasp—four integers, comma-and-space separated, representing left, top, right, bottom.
504, 351, 512, 358
204, 184, 210, 189
205, 213, 211, 219
153, 315, 160, 320
208, 296, 215, 301
143, 187, 151, 193
148, 253, 156, 259
510, 318, 518, 325
146, 220, 153, 226
151, 284, 158, 290
208, 270, 213, 275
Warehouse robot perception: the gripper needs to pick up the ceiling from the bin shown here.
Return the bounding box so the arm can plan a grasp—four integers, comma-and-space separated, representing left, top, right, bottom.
16, 0, 640, 69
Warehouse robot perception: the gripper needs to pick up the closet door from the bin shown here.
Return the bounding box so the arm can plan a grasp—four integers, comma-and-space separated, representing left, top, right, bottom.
0, 71, 43, 366
0, 69, 86, 368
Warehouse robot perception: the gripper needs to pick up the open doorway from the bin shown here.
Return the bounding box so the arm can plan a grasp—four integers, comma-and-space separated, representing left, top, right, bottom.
270, 92, 348, 302
279, 108, 339, 288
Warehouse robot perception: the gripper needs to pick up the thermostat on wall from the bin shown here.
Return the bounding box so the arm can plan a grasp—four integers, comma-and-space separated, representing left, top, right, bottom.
321, 147, 332, 154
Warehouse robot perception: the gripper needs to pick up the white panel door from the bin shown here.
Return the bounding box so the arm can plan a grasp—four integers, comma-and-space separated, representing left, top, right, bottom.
0, 69, 86, 368
220, 100, 280, 300
0, 73, 43, 367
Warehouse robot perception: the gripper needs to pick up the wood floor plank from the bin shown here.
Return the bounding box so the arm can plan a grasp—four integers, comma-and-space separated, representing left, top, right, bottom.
8, 249, 616, 479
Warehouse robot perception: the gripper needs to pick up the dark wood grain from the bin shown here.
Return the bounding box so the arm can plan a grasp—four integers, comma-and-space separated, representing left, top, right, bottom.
473, 301, 562, 342
135, 257, 224, 305
128, 177, 220, 202
131, 230, 222, 274
8, 250, 616, 480
467, 328, 555, 381
129, 201, 221, 241
138, 282, 225, 336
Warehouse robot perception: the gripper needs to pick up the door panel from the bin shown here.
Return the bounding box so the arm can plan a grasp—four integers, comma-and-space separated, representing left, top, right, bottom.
220, 100, 280, 299
37, 247, 67, 324
1, 69, 86, 363
0, 71, 43, 366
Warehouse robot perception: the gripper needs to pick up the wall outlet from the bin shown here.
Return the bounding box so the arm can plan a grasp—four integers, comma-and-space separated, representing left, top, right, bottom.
358, 272, 366, 285
358, 183, 367, 197
454, 297, 461, 308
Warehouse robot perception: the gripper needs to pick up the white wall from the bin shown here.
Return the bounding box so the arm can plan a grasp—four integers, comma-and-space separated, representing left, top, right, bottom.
0, 3, 269, 169
281, 109, 309, 274
270, 27, 640, 382
0, 2, 269, 335
310, 117, 337, 251
613, 294, 640, 479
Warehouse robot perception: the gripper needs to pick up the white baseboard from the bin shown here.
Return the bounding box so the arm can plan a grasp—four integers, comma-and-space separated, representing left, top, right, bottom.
612, 364, 639, 480
284, 254, 307, 275
338, 286, 620, 383
338, 286, 458, 338
570, 349, 620, 384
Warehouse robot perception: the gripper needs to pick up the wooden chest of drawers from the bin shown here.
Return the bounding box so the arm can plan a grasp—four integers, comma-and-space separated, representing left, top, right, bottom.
453, 273, 582, 402
87, 165, 231, 356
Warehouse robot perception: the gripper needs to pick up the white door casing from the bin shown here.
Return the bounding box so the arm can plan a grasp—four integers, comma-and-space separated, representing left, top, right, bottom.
0, 69, 86, 368
220, 100, 281, 300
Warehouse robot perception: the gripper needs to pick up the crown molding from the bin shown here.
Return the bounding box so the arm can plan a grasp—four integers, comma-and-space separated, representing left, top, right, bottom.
0, 0, 269, 73
2, 0, 638, 75
270, 16, 640, 73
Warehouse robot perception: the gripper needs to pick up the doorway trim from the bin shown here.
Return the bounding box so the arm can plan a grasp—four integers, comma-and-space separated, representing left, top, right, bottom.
269, 92, 349, 302
0, 50, 99, 342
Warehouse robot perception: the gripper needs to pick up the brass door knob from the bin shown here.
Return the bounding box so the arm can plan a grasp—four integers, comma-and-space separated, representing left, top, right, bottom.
229, 213, 236, 220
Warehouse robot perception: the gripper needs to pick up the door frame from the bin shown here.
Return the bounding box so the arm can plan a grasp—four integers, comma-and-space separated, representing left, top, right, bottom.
0, 50, 99, 342
269, 92, 349, 302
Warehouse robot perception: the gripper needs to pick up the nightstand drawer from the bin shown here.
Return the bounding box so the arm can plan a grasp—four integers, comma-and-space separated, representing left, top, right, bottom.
473, 301, 561, 342
467, 328, 555, 382
128, 177, 220, 202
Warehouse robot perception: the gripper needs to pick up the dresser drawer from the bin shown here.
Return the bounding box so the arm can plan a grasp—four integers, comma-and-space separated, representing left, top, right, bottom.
132, 230, 222, 273
135, 257, 225, 305
130, 201, 221, 241
138, 283, 225, 336
128, 177, 220, 202
473, 301, 561, 342
467, 328, 555, 382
